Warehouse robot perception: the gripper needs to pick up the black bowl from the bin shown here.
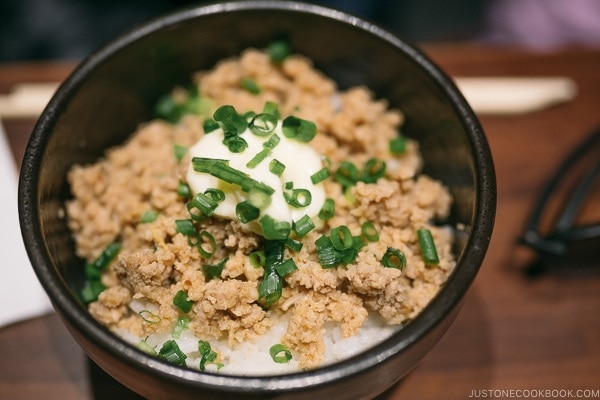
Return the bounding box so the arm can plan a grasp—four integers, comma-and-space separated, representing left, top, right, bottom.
18, 1, 495, 399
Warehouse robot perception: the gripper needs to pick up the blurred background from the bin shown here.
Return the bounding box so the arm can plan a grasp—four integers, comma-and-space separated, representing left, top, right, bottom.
1, 0, 600, 62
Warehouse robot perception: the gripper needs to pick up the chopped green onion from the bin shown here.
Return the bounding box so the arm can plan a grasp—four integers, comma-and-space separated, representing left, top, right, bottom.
140, 210, 158, 224
246, 148, 271, 169
192, 158, 275, 195
139, 310, 161, 324
173, 144, 188, 162
173, 290, 194, 313
90, 242, 121, 270
175, 219, 197, 240
282, 116, 317, 142
284, 181, 294, 190
158, 340, 187, 366
389, 136, 407, 154
334, 161, 360, 187
177, 181, 192, 198
197, 230, 217, 258
285, 237, 303, 252
80, 279, 105, 304
417, 228, 439, 266
202, 257, 228, 280
247, 187, 272, 209
260, 215, 291, 241
249, 113, 277, 136
222, 133, 248, 153
258, 240, 285, 308
330, 225, 353, 251
274, 258, 298, 277
81, 242, 121, 303
361, 221, 379, 242
186, 192, 219, 221
258, 269, 282, 308
269, 343, 292, 363
249, 250, 266, 268
381, 247, 407, 270
293, 215, 315, 238
315, 233, 363, 269
203, 118, 220, 133
263, 133, 280, 149
310, 167, 330, 184
213, 105, 247, 134
269, 159, 286, 176
172, 316, 189, 339
241, 77, 261, 94
360, 158, 386, 183
315, 235, 339, 269
137, 337, 157, 356
284, 188, 312, 208
318, 198, 335, 220
262, 101, 280, 119
267, 39, 291, 63
236, 201, 260, 223
204, 188, 225, 203
198, 340, 223, 371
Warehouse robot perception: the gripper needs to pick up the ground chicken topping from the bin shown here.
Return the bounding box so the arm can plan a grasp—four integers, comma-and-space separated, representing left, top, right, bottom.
66, 46, 456, 373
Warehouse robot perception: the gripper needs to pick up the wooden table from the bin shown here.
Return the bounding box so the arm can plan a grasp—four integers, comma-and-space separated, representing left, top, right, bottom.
1, 44, 599, 399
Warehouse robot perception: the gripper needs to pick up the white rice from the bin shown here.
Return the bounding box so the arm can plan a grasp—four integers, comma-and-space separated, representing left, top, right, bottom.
118, 307, 400, 375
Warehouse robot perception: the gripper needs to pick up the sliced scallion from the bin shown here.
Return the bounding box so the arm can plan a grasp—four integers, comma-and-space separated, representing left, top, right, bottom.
213, 105, 247, 134
269, 159, 286, 176
417, 228, 440, 266
282, 116, 317, 142
293, 215, 315, 238
381, 247, 407, 270
241, 77, 261, 95
204, 188, 225, 203
310, 167, 330, 184
262, 101, 280, 119
249, 113, 277, 136
202, 257, 228, 280
198, 340, 223, 371
139, 310, 161, 324
274, 258, 298, 277
267, 39, 291, 63
318, 198, 335, 220
236, 201, 260, 223
177, 181, 192, 198
203, 118, 219, 133
197, 230, 217, 258
389, 136, 407, 154
158, 340, 187, 366
269, 343, 293, 363
249, 250, 266, 268
186, 192, 218, 221
246, 148, 271, 169
360, 158, 386, 183
284, 188, 312, 208
140, 210, 158, 224
173, 144, 188, 162
361, 221, 379, 242
137, 337, 157, 356
172, 316, 189, 339
284, 237, 303, 252
260, 215, 291, 241
173, 290, 194, 313
330, 225, 353, 251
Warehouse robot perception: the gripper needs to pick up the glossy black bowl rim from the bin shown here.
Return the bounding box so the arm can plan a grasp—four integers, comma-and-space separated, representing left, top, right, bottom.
19, 0, 496, 394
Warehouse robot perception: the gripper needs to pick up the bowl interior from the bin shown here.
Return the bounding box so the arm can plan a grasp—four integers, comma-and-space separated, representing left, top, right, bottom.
19, 1, 494, 398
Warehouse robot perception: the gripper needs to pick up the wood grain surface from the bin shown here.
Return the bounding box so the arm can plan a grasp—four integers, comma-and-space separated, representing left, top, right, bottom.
1, 43, 599, 400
